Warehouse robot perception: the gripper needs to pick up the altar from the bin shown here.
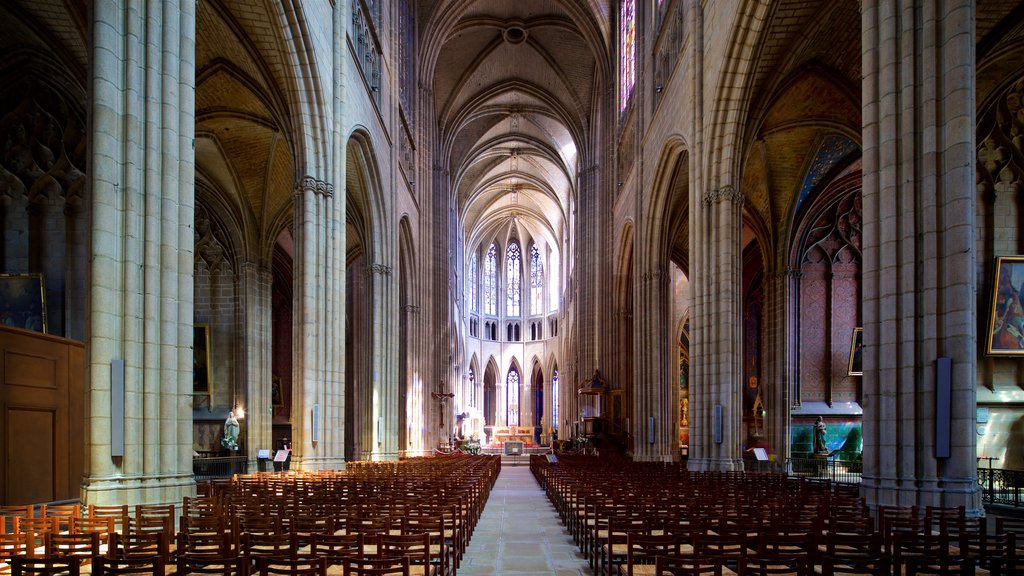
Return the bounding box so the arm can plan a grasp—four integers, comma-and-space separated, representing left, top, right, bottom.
489, 425, 535, 446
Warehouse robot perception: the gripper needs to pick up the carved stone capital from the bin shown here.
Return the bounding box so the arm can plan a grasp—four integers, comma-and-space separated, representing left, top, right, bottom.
367, 263, 393, 276
297, 176, 333, 197
403, 304, 420, 314
700, 185, 744, 208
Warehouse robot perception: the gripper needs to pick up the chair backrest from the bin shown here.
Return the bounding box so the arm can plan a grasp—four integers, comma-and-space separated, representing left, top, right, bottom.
87, 505, 129, 535
14, 516, 58, 550
377, 533, 431, 569
256, 557, 326, 576
1, 505, 34, 534
624, 533, 680, 574
93, 555, 166, 576
108, 531, 170, 562
39, 505, 81, 533
341, 556, 410, 576
308, 533, 363, 566
44, 532, 101, 560
240, 532, 297, 562
0, 532, 30, 562
10, 556, 81, 576
653, 554, 723, 576
820, 554, 890, 576
69, 516, 114, 541
739, 555, 808, 576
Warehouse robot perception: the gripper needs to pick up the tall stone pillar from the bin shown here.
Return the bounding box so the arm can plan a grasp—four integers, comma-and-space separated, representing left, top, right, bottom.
291, 177, 345, 470
764, 268, 797, 471
241, 263, 272, 468
82, 0, 196, 505
368, 262, 399, 460
689, 186, 745, 471
632, 265, 676, 461
861, 0, 980, 513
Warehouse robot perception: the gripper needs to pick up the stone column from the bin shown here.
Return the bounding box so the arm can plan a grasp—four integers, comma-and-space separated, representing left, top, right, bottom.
242, 263, 272, 469
633, 267, 676, 461
291, 177, 344, 470
689, 186, 745, 471
82, 0, 196, 506
368, 262, 399, 460
764, 268, 796, 471
861, 0, 980, 512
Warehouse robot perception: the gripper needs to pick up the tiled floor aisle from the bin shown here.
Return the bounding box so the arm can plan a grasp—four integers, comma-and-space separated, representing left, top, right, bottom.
459, 463, 592, 575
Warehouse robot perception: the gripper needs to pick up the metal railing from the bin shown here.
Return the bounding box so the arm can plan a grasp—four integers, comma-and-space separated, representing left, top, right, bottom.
786, 457, 863, 484
193, 456, 247, 481
978, 466, 1024, 507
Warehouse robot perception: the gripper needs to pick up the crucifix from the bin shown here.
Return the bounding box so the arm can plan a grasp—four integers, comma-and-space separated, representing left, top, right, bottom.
432, 384, 455, 450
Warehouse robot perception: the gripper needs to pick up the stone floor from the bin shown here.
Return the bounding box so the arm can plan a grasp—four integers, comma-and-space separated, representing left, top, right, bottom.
458, 463, 593, 575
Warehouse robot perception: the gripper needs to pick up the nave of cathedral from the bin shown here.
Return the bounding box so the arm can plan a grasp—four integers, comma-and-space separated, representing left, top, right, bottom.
0, 0, 1023, 532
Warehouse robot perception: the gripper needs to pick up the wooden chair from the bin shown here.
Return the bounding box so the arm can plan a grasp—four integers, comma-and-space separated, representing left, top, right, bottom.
43, 533, 101, 563
652, 554, 724, 576
737, 555, 808, 576
14, 517, 58, 554
1, 532, 30, 565
176, 554, 245, 576
68, 517, 115, 541
255, 557, 326, 576
819, 554, 890, 576
600, 516, 651, 576
133, 506, 174, 542
92, 555, 166, 576
618, 532, 680, 576
239, 532, 298, 566
308, 533, 363, 576
87, 506, 129, 536
107, 531, 170, 563
10, 557, 81, 576
1, 506, 34, 536
377, 533, 433, 576
340, 557, 410, 576
39, 506, 80, 535
901, 555, 976, 576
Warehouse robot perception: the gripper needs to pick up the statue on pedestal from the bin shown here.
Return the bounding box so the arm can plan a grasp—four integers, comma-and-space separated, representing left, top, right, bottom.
813, 416, 828, 455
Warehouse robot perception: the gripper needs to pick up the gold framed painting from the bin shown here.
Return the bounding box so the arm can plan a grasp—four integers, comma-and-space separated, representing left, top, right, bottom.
987, 256, 1024, 355
0, 273, 47, 333
847, 327, 863, 376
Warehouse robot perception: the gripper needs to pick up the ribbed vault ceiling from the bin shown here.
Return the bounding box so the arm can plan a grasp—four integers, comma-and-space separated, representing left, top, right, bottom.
428, 0, 606, 250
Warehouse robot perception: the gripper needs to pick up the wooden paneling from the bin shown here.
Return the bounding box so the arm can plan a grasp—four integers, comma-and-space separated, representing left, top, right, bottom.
0, 326, 83, 505
6, 408, 55, 504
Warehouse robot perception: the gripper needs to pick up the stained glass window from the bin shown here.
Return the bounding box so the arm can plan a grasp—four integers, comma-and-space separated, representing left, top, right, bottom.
530, 244, 543, 315
506, 242, 521, 316
469, 253, 478, 313
620, 0, 636, 110
507, 368, 520, 426
485, 244, 497, 316
551, 370, 559, 428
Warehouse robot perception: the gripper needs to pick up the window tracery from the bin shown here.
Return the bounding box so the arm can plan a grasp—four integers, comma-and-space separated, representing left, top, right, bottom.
507, 368, 520, 425
485, 243, 497, 316
506, 242, 521, 316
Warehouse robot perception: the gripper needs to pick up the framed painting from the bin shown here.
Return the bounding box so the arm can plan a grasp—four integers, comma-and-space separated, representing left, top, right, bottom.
987, 256, 1024, 355
0, 273, 47, 334
193, 324, 212, 393
271, 376, 284, 408
847, 327, 863, 376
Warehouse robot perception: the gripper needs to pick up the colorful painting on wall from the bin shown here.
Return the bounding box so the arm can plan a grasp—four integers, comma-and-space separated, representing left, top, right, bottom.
987, 256, 1024, 355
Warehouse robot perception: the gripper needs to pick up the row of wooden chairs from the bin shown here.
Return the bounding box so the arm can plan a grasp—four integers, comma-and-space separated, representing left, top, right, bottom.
5, 554, 426, 576
2, 455, 501, 576
531, 455, 1022, 575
